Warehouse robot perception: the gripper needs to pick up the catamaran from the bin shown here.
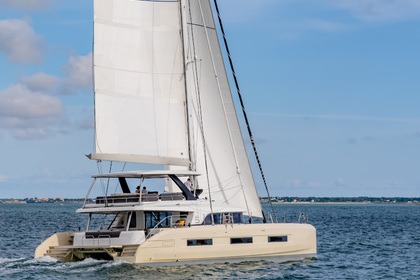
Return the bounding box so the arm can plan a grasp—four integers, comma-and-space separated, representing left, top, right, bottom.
35, 0, 316, 264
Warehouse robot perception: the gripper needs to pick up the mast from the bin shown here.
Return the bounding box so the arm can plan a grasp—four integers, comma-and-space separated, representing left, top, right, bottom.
179, 0, 193, 172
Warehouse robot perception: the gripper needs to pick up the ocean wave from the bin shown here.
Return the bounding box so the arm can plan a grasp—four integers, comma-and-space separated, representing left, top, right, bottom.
0, 257, 26, 266
0, 257, 130, 280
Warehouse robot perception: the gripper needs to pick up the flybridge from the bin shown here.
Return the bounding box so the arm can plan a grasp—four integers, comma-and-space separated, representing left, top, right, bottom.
87, 170, 201, 202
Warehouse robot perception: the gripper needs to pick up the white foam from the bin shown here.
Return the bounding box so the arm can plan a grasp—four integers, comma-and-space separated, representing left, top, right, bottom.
34, 256, 58, 263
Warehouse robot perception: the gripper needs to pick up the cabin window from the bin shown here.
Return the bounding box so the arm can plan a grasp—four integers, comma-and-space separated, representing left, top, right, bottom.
187, 239, 213, 246
144, 211, 171, 229
230, 237, 253, 244
89, 214, 117, 231
232, 213, 243, 223
268, 236, 288, 242
129, 212, 137, 228
203, 212, 244, 225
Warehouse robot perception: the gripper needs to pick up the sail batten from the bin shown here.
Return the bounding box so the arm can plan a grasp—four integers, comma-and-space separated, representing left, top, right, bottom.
88, 153, 190, 166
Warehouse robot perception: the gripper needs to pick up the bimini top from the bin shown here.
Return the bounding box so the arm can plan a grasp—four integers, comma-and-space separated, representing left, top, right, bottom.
92, 170, 201, 179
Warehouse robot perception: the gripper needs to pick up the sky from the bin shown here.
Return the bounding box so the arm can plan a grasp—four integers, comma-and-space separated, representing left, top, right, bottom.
0, 0, 419, 198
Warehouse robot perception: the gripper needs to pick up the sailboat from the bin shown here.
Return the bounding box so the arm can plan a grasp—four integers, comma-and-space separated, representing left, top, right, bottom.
35, 0, 316, 264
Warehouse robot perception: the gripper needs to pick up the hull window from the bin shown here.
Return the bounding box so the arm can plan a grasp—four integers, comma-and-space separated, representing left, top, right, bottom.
268, 236, 288, 242
230, 237, 253, 244
187, 239, 213, 246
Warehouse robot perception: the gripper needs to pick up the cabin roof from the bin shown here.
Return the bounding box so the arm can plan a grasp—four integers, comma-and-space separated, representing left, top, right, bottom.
77, 200, 246, 214
92, 170, 201, 179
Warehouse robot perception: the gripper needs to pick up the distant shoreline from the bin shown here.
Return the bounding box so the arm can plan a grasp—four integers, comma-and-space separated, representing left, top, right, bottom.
1, 196, 419, 205
265, 201, 420, 205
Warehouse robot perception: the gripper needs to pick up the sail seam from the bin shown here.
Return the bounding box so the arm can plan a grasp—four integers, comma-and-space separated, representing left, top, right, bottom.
95, 64, 184, 75
187, 22, 216, 30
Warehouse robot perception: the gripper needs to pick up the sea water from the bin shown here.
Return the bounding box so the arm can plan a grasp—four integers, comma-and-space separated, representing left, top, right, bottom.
0, 203, 419, 279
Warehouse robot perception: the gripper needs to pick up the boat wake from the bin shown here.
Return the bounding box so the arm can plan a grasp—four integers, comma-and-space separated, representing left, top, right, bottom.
0, 256, 313, 279
0, 257, 127, 279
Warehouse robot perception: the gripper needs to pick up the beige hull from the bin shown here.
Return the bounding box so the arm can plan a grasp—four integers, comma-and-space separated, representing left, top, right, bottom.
35, 223, 316, 264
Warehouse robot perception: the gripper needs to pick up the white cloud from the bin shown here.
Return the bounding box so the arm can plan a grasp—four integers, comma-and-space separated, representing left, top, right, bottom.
0, 84, 64, 139
327, 0, 420, 22
0, 0, 52, 10
19, 53, 93, 95
0, 19, 44, 64
0, 175, 6, 183
20, 72, 60, 92
0, 52, 94, 139
60, 53, 93, 95
0, 85, 61, 119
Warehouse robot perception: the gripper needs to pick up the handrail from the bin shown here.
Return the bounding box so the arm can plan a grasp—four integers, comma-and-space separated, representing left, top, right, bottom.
94, 193, 160, 205
83, 178, 97, 208
145, 214, 188, 239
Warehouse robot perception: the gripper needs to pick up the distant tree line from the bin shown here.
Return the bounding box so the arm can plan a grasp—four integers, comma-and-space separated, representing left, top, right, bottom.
260, 197, 420, 203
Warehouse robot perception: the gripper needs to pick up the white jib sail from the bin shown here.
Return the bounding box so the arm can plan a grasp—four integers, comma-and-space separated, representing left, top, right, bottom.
179, 0, 262, 217
92, 0, 189, 165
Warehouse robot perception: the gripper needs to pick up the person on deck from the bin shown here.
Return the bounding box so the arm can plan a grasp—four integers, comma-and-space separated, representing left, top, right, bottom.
184, 178, 193, 192
135, 186, 141, 193
141, 186, 148, 194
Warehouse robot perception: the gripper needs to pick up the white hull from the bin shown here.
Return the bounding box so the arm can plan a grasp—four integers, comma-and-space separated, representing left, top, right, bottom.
35, 223, 316, 264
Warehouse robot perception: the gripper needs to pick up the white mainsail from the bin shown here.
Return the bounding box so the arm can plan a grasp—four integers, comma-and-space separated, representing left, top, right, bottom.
91, 0, 262, 217
91, 0, 189, 165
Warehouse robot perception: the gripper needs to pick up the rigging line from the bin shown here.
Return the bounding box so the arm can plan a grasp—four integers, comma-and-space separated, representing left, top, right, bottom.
96, 160, 107, 201
213, 0, 277, 222
187, 0, 214, 221
106, 161, 113, 195
91, 19, 97, 157
179, 0, 192, 170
